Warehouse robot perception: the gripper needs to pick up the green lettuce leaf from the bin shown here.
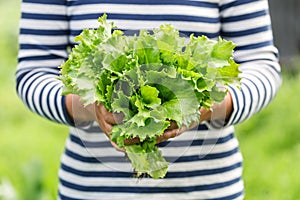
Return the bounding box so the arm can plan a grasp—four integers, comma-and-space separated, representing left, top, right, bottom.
59, 14, 241, 179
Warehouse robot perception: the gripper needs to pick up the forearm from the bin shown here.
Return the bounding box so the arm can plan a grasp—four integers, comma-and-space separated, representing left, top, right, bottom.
219, 0, 282, 125
16, 1, 71, 125
65, 94, 97, 124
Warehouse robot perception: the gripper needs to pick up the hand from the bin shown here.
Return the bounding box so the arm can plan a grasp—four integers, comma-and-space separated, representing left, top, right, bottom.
156, 92, 234, 143
94, 103, 127, 151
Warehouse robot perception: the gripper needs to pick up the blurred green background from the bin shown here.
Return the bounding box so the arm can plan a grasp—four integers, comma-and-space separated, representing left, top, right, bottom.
1, 1, 300, 200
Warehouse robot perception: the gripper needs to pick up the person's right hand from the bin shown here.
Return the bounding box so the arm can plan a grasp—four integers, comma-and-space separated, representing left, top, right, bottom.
94, 104, 181, 148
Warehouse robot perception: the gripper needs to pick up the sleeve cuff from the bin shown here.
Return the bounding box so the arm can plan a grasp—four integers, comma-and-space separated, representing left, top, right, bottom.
61, 95, 76, 127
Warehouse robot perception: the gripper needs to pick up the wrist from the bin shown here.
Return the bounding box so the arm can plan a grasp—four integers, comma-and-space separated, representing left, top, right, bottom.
199, 93, 233, 123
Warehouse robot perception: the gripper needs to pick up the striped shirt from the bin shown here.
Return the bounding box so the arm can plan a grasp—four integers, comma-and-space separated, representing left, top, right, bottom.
16, 0, 282, 199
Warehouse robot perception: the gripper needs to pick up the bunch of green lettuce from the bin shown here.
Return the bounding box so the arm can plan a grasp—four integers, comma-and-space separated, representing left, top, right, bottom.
59, 14, 240, 179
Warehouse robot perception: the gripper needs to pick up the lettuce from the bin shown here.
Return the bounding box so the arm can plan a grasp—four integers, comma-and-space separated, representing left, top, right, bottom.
59, 14, 240, 179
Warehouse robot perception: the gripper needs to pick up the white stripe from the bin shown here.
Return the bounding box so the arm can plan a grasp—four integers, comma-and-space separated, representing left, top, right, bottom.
229, 30, 273, 46
32, 75, 57, 117
58, 179, 244, 200
20, 72, 43, 111
221, 1, 268, 17
18, 50, 68, 61
56, 86, 68, 123
161, 136, 239, 156
20, 19, 68, 30
66, 138, 125, 157
19, 35, 68, 45
22, 3, 66, 15
59, 167, 242, 187
61, 153, 133, 172
69, 4, 218, 18
70, 19, 220, 33
222, 16, 271, 32
69, 125, 235, 142
60, 147, 242, 172
40, 80, 60, 120
17, 60, 64, 70
235, 47, 278, 62
65, 133, 238, 157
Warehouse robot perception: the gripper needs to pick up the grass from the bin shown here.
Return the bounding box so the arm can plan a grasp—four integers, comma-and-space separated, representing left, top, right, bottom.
1, 1, 300, 199
235, 72, 300, 200
0, 1, 67, 199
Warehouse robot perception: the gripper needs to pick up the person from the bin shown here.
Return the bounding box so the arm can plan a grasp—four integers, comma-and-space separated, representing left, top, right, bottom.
16, 0, 282, 199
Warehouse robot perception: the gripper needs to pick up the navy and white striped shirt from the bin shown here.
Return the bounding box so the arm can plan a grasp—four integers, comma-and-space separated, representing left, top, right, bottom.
16, 0, 281, 199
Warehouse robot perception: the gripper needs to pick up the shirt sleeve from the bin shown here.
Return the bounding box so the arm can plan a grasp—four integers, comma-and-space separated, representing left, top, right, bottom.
219, 0, 282, 126
15, 0, 74, 125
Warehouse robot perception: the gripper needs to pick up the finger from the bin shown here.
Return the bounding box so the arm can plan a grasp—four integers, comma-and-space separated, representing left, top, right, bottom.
167, 121, 178, 130
95, 104, 118, 125
156, 128, 179, 144
98, 119, 113, 136
124, 137, 140, 145
110, 141, 126, 152
112, 112, 124, 124
98, 104, 117, 124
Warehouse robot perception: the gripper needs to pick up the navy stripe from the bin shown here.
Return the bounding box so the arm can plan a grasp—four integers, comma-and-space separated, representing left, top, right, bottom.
20, 29, 69, 36
172, 148, 239, 162
238, 83, 246, 123
20, 44, 67, 51
35, 77, 57, 122
16, 73, 26, 93
54, 87, 65, 123
59, 191, 243, 200
22, 71, 61, 123
39, 81, 53, 120
61, 95, 75, 126
18, 55, 64, 62
64, 147, 239, 163
243, 77, 257, 118
16, 69, 58, 95
246, 72, 269, 112
213, 190, 244, 200
233, 72, 268, 123
60, 162, 242, 178
159, 133, 235, 147
28, 76, 47, 117
69, 134, 113, 148
23, 0, 66, 5
58, 193, 84, 200
69, 131, 234, 149
257, 70, 274, 106
59, 177, 241, 193
236, 41, 273, 51
68, 0, 218, 8
22, 13, 68, 21
46, 83, 61, 123
64, 148, 127, 163
228, 85, 240, 125
70, 29, 219, 39
75, 123, 208, 134
222, 25, 270, 37
222, 10, 267, 23
220, 0, 259, 11
243, 81, 254, 120
61, 163, 132, 178
236, 58, 278, 64
23, 73, 45, 110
